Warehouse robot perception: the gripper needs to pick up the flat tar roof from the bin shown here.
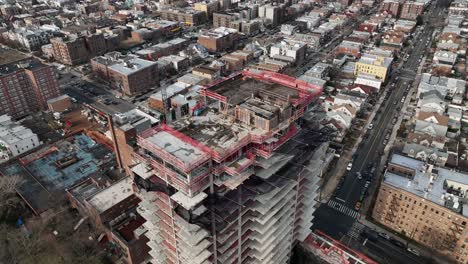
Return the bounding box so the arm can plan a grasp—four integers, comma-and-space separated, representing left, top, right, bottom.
147, 131, 206, 166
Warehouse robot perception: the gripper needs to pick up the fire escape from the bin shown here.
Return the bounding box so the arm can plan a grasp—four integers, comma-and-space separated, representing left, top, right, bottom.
444, 221, 463, 251
384, 195, 400, 224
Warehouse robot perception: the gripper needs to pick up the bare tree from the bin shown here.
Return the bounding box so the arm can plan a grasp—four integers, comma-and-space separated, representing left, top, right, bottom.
0, 175, 24, 212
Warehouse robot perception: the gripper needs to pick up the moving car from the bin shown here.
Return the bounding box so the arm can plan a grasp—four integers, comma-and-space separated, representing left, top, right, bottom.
368, 123, 374, 129
355, 201, 362, 211
347, 162, 353, 171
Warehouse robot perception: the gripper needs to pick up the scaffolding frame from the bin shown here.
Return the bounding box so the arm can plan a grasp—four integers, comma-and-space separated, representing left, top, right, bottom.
304, 230, 378, 264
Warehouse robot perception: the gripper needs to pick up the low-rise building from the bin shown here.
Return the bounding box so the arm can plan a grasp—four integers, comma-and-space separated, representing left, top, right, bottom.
354, 53, 393, 81
417, 91, 446, 114
197, 27, 239, 52
270, 40, 307, 65
91, 52, 159, 96
67, 177, 149, 264
417, 73, 466, 98
402, 143, 448, 166
335, 40, 362, 58
0, 115, 41, 160
415, 111, 449, 137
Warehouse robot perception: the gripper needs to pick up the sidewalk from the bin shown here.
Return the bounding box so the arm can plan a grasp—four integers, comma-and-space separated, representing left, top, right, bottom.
320, 86, 390, 202
359, 218, 453, 264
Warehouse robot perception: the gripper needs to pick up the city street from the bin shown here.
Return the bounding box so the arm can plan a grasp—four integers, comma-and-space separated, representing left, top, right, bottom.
311, 0, 449, 262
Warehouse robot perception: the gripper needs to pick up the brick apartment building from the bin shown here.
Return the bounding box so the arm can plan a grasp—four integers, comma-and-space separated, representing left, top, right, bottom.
380, 0, 403, 17
0, 48, 60, 119
158, 8, 207, 26
197, 27, 239, 52
373, 154, 468, 264
213, 11, 237, 28
91, 52, 159, 96
51, 33, 107, 65
400, 1, 425, 20
335, 40, 362, 58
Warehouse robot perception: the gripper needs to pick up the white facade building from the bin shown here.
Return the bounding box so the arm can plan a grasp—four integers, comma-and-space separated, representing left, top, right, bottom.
0, 115, 40, 161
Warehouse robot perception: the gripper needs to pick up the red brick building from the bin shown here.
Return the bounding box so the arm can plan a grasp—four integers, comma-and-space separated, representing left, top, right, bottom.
51, 33, 107, 65
400, 2, 425, 20
380, 0, 402, 17
91, 52, 159, 96
0, 48, 60, 119
197, 27, 239, 52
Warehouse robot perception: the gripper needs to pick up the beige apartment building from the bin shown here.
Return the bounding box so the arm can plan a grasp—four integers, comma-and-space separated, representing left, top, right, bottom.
373, 154, 468, 263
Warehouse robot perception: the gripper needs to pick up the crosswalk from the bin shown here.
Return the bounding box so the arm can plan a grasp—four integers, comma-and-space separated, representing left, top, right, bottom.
347, 221, 365, 240
327, 199, 360, 219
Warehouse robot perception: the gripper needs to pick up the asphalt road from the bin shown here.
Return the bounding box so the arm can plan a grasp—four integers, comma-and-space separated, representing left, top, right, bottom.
311, 0, 448, 262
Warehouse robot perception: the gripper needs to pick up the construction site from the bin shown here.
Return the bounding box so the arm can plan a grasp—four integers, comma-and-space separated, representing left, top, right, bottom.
128, 69, 337, 264
1, 132, 118, 215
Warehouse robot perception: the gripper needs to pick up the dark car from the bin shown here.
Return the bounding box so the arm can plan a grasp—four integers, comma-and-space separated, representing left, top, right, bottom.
362, 231, 379, 242
390, 238, 405, 248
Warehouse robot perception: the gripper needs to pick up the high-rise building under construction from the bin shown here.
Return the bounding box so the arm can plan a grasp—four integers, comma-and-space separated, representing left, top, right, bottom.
122, 69, 333, 264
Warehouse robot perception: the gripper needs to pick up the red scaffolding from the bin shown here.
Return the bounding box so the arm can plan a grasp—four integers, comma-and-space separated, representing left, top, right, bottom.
135, 69, 323, 193
303, 230, 378, 264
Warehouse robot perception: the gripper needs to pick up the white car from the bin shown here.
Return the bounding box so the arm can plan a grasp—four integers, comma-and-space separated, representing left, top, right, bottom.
368, 124, 374, 130
378, 232, 390, 240
347, 162, 353, 171
407, 247, 420, 256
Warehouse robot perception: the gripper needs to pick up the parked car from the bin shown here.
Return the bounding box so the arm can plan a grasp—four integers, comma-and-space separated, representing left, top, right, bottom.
368, 123, 374, 129
390, 238, 405, 248
378, 232, 390, 240
364, 181, 370, 188
356, 172, 362, 180
347, 162, 353, 171
385, 133, 390, 140
407, 247, 420, 256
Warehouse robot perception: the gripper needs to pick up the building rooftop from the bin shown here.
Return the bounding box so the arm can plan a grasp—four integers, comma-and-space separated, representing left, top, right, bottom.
67, 178, 103, 205
106, 57, 157, 76
357, 53, 392, 68
0, 133, 115, 214
88, 177, 134, 213
22, 133, 115, 189
150, 82, 192, 101
146, 130, 207, 166
0, 47, 30, 66
200, 27, 237, 38
385, 154, 468, 216
0, 115, 37, 146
